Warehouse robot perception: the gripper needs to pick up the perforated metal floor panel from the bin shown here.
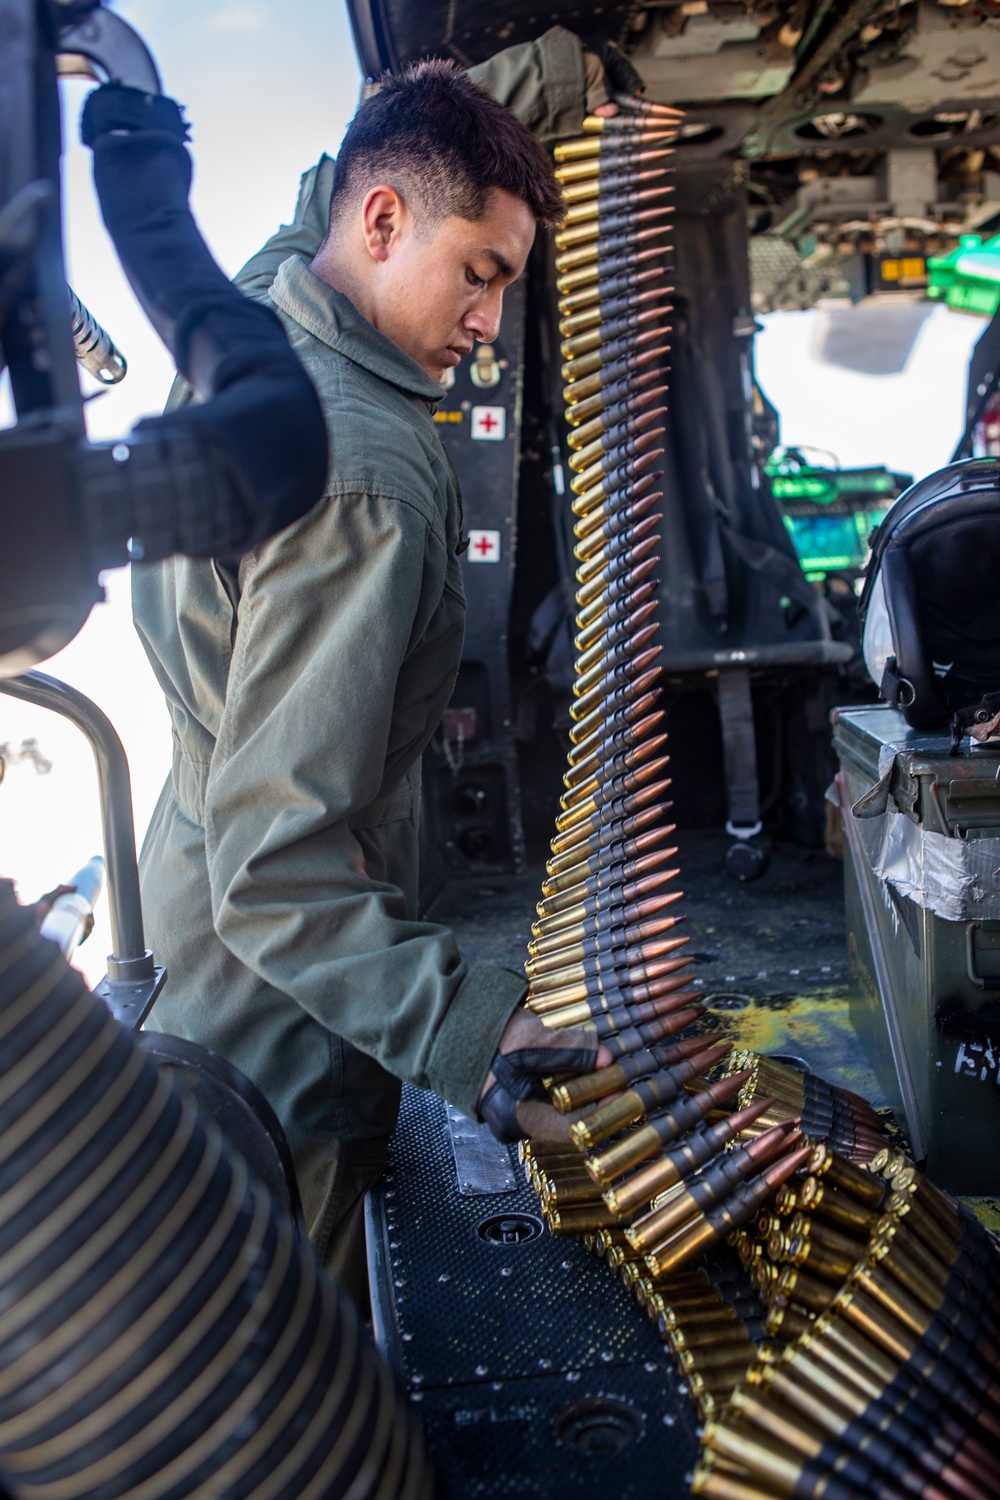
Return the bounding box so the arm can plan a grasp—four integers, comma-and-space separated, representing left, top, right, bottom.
366, 1087, 701, 1500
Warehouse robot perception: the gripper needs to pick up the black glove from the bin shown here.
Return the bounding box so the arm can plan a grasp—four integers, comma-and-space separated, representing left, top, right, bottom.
582, 38, 646, 107
479, 1009, 601, 1144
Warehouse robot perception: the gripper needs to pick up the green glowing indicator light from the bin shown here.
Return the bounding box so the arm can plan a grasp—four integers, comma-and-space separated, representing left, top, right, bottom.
771, 476, 833, 500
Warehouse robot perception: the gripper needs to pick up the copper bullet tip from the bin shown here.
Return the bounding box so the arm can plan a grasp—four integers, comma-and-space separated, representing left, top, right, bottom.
762, 1145, 812, 1189
707, 1067, 752, 1102
725, 1096, 776, 1132
688, 1040, 731, 1074
744, 1122, 796, 1162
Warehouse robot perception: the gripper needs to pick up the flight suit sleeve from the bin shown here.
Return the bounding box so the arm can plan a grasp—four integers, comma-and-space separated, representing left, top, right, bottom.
201, 489, 526, 1118
468, 25, 587, 143
231, 28, 586, 284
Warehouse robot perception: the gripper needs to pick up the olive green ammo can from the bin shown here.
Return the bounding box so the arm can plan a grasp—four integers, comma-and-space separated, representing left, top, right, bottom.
832, 705, 1000, 1194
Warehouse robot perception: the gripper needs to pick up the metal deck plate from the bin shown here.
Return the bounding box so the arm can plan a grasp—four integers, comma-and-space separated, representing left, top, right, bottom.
367, 1086, 700, 1499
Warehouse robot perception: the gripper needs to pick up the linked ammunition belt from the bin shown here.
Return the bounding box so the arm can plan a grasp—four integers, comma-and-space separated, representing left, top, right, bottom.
701, 1142, 1000, 1498
520, 96, 1000, 1499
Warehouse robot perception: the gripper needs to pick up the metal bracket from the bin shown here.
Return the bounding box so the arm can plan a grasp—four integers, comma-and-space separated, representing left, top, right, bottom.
56, 6, 161, 93
717, 667, 762, 833
0, 670, 158, 995
725, 820, 763, 840
446, 1105, 516, 1196
94, 964, 167, 1031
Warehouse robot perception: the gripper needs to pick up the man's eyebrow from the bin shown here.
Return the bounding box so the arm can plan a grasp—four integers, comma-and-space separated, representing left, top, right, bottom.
480, 247, 516, 279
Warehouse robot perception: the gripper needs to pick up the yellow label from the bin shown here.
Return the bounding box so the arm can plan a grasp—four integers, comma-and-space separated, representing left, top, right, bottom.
433, 410, 464, 425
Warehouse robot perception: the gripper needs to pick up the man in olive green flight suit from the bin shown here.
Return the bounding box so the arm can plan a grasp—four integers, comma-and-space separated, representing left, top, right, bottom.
134, 28, 619, 1301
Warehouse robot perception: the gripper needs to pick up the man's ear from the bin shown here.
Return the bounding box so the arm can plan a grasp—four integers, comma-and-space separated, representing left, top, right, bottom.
360, 185, 407, 264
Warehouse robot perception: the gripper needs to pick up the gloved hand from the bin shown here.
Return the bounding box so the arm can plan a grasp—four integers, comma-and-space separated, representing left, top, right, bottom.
478, 1007, 613, 1144
582, 38, 646, 113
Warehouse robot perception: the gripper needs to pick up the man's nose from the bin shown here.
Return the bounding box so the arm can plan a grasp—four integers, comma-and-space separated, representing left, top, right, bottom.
466, 293, 503, 344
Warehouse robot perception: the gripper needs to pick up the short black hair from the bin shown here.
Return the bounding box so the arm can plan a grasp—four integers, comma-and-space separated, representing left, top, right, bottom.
328, 58, 565, 234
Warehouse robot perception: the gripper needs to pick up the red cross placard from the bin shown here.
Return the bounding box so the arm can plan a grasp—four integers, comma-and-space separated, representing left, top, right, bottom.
467, 529, 501, 563
471, 405, 506, 441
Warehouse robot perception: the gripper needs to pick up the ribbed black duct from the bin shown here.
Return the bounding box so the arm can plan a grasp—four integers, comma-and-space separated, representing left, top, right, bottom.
0, 882, 432, 1500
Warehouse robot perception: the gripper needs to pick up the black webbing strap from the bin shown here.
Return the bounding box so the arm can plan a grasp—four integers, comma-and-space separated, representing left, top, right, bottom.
717, 667, 762, 835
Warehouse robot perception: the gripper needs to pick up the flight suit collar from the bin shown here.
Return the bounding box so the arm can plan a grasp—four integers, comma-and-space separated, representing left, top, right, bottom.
269, 254, 446, 404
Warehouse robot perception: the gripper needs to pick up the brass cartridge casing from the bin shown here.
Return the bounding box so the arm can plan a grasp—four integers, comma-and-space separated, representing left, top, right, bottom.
833, 1286, 915, 1366
555, 147, 675, 184
560, 166, 669, 202
726, 1389, 827, 1462
562, 184, 675, 225
848, 1262, 934, 1341
764, 1304, 813, 1342
787, 1236, 857, 1284
527, 900, 683, 972
583, 1070, 751, 1183
580, 113, 678, 137
690, 1464, 765, 1500
866, 1233, 941, 1314
530, 889, 681, 954
556, 238, 668, 286
701, 1421, 804, 1493
884, 1191, 958, 1265
806, 1142, 887, 1209
554, 128, 676, 160
676, 1344, 756, 1378
546, 1203, 619, 1233
797, 1177, 877, 1237
556, 205, 674, 252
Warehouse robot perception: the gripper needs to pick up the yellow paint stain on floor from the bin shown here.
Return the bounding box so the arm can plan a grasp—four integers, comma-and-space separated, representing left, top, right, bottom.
701, 991, 999, 1232
700, 988, 888, 1112
704, 989, 855, 1058
963, 1196, 1000, 1234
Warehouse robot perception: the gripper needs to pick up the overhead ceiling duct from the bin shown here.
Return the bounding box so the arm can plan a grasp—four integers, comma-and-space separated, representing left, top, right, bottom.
345, 0, 637, 74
